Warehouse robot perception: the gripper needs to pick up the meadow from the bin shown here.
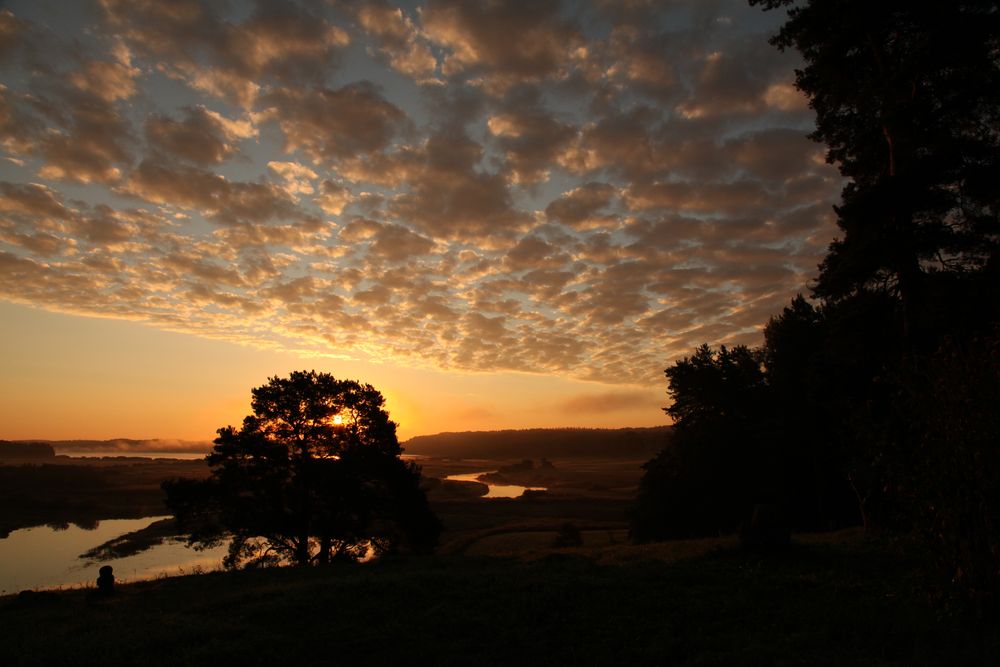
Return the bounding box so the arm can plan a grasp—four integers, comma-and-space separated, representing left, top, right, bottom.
4, 529, 998, 666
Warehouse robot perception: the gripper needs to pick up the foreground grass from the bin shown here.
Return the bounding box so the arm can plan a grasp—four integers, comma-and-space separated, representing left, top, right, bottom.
2, 533, 997, 666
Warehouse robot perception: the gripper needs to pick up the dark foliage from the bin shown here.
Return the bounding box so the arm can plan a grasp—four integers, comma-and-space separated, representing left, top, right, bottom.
632, 0, 1000, 607
753, 1, 1000, 335
878, 332, 1000, 607
762, 293, 898, 532
164, 371, 439, 568
0, 441, 54, 459
633, 345, 774, 541
749, 0, 1000, 608
663, 344, 767, 431
552, 523, 583, 548
738, 503, 791, 551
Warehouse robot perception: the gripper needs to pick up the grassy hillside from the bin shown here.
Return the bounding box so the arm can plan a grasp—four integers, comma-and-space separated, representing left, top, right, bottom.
404, 426, 672, 459
3, 532, 996, 666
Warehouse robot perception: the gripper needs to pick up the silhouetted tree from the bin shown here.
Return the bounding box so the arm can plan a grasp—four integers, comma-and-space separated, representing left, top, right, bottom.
664, 344, 767, 430
751, 0, 1000, 347
748, 1, 1000, 607
762, 294, 890, 530
634, 308, 873, 541
165, 371, 439, 568
633, 345, 771, 541
894, 331, 1000, 606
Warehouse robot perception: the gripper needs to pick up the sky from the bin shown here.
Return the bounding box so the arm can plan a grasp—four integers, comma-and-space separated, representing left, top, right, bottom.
0, 0, 841, 442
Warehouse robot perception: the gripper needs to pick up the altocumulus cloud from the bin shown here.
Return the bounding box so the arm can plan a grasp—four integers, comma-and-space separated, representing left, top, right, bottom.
0, 0, 840, 386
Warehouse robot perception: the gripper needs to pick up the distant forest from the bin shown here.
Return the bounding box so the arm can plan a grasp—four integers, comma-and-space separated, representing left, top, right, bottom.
403, 426, 672, 459
10, 438, 212, 455
0, 441, 54, 459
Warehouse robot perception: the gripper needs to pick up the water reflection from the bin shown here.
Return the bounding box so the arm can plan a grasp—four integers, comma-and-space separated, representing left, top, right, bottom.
0, 517, 227, 594
445, 472, 546, 498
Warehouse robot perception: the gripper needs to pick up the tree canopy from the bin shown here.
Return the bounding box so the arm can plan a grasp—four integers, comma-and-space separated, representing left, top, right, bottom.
165, 371, 439, 569
634, 344, 795, 542
753, 0, 1000, 344
663, 344, 766, 430
635, 1, 1000, 605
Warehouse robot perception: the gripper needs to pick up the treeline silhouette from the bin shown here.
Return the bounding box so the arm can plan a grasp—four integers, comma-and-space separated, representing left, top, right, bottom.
0, 460, 208, 537
0, 441, 55, 459
403, 426, 672, 459
6, 438, 212, 455
635, 1, 1000, 608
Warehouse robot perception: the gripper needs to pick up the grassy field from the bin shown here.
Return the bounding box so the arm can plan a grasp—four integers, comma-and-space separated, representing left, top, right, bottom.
3, 531, 997, 666
423, 456, 643, 555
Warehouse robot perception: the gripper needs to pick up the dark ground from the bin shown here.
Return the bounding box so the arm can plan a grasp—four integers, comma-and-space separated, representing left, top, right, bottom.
2, 456, 997, 665
2, 531, 997, 666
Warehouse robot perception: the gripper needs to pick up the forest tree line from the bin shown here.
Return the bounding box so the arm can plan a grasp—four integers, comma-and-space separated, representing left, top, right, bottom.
634, 0, 1000, 606
403, 427, 671, 459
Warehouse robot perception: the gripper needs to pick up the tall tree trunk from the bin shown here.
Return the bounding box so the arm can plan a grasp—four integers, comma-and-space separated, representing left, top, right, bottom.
317, 535, 331, 565
871, 34, 922, 352
295, 533, 310, 566
847, 472, 871, 533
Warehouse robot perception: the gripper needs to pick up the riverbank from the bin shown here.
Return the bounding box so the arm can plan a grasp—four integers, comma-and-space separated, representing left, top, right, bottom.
0, 458, 209, 537
2, 531, 997, 666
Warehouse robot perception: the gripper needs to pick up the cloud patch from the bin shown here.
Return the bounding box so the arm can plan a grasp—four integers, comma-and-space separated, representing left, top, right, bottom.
0, 0, 841, 391
147, 107, 256, 165
558, 390, 655, 414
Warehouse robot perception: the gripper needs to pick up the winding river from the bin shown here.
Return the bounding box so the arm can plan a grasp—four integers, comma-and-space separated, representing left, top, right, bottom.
444, 471, 547, 498
1, 466, 549, 593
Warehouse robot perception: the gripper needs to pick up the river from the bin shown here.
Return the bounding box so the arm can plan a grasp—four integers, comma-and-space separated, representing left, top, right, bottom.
444, 471, 546, 498
0, 517, 227, 594
1, 466, 546, 593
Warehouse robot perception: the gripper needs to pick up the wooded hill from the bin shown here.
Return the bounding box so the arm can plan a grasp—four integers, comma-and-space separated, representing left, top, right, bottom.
0, 441, 54, 459
402, 426, 672, 459
10, 439, 212, 455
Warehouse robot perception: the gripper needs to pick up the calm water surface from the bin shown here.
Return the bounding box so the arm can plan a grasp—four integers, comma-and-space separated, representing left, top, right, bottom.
445, 471, 546, 498
59, 451, 208, 459
0, 517, 228, 594
2, 459, 535, 593
59, 452, 426, 460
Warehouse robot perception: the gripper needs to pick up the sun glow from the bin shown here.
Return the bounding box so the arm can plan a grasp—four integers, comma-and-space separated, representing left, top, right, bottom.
332, 415, 344, 425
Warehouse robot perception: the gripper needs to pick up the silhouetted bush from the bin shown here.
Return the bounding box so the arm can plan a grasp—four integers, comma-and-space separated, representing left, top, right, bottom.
892, 332, 1000, 608
739, 504, 791, 551
552, 523, 583, 548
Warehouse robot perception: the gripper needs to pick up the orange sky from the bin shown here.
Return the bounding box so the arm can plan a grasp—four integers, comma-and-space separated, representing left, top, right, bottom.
0, 302, 668, 441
